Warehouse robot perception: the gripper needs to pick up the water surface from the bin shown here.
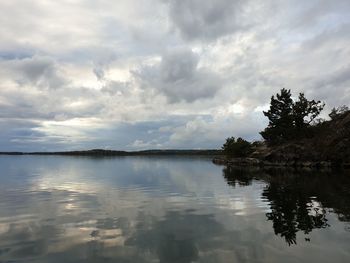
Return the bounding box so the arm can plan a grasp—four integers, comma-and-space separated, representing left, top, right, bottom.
0, 156, 349, 262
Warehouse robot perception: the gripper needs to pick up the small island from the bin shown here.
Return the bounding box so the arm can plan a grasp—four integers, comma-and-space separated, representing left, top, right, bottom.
214, 89, 350, 168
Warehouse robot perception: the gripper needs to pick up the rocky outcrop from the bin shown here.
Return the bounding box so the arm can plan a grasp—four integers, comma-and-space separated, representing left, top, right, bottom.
213, 156, 332, 168
213, 157, 261, 166
319, 112, 350, 163
214, 111, 350, 168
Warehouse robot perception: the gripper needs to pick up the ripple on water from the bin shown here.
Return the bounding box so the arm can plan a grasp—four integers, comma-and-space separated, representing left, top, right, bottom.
0, 156, 350, 263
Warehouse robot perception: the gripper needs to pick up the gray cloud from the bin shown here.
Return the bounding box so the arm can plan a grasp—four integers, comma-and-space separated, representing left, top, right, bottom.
308, 64, 350, 107
101, 80, 131, 96
6, 56, 68, 90
135, 48, 223, 103
165, 0, 251, 41
0, 119, 46, 151
293, 0, 350, 29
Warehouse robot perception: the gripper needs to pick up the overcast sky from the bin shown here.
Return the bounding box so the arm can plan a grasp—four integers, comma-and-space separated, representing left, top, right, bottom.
0, 0, 349, 151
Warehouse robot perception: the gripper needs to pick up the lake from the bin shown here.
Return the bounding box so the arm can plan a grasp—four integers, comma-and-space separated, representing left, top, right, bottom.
0, 156, 349, 262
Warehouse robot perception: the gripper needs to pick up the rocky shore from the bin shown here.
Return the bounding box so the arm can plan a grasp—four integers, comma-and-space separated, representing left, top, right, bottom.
212, 156, 339, 168
214, 111, 350, 169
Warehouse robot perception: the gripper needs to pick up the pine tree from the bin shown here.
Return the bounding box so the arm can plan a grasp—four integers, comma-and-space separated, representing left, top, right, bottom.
293, 93, 324, 128
260, 89, 294, 144
260, 89, 324, 144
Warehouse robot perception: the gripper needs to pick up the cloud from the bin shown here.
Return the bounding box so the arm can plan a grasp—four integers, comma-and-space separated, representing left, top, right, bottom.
135, 48, 223, 103
2, 56, 68, 90
101, 80, 131, 96
308, 64, 350, 107
130, 139, 162, 149
292, 0, 350, 29
0, 0, 350, 150
0, 118, 50, 151
165, 112, 266, 149
164, 0, 252, 41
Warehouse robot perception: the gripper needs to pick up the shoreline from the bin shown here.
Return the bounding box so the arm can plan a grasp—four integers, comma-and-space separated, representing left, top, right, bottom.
212, 156, 350, 169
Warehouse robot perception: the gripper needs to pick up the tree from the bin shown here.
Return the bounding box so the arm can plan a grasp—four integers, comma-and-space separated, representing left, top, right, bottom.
292, 93, 325, 138
260, 88, 294, 144
222, 137, 253, 157
293, 93, 324, 129
260, 89, 324, 144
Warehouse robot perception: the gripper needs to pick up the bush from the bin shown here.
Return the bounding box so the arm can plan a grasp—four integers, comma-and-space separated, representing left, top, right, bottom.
222, 137, 253, 157
329, 105, 349, 120
252, 140, 264, 148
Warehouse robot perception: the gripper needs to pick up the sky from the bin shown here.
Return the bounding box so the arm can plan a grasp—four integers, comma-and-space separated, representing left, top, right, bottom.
0, 0, 349, 151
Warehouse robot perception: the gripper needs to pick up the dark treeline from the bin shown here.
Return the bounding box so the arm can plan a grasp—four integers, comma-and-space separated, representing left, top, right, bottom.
0, 149, 223, 156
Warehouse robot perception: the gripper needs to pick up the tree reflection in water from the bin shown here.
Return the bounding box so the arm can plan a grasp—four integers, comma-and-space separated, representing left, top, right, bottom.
263, 174, 329, 245
222, 166, 350, 245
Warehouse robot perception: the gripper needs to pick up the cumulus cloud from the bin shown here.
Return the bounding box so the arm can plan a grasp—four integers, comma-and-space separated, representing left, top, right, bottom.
164, 0, 252, 41
135, 48, 223, 103
2, 56, 68, 90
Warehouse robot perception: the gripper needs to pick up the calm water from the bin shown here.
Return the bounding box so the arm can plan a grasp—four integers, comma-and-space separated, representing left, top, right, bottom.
0, 156, 349, 263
